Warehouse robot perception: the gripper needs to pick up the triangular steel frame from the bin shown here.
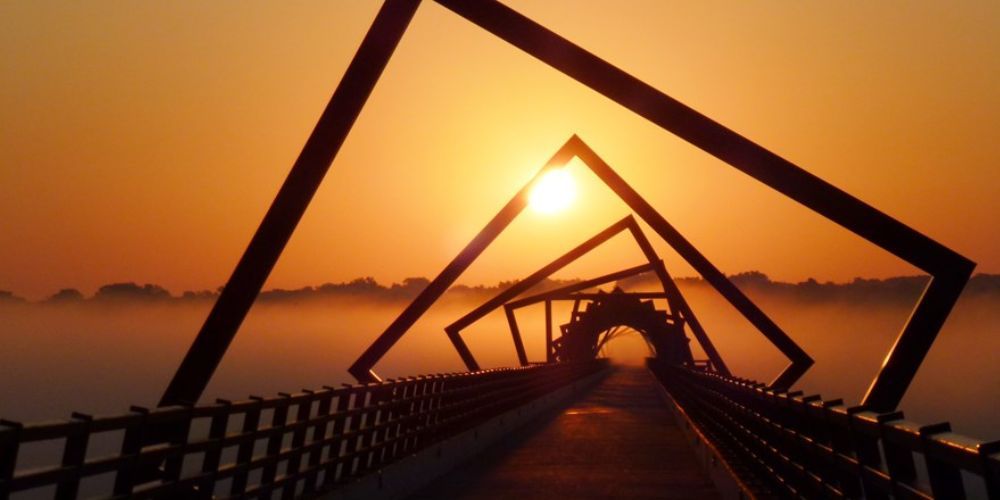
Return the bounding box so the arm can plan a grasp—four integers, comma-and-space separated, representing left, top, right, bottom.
160, 0, 974, 412
503, 265, 672, 366
350, 138, 811, 389
439, 215, 730, 377
503, 281, 678, 366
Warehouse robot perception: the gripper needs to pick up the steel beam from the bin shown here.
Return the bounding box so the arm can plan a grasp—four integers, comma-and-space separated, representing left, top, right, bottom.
442, 216, 635, 370
347, 140, 578, 382
626, 222, 731, 376
544, 300, 553, 363
433, 0, 968, 275
159, 0, 422, 406
503, 305, 529, 366
504, 262, 656, 309
500, 263, 664, 366
571, 137, 807, 388
519, 291, 670, 303
433, 0, 973, 408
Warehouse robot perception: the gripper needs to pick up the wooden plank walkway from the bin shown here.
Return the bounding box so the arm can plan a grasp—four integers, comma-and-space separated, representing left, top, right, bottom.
409, 365, 719, 499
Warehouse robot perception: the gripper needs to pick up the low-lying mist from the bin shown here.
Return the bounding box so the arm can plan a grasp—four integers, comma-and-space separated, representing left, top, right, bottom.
1, 275, 997, 441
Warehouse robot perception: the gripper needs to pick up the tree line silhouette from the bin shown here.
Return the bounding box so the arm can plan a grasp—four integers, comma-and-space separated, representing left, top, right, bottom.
2, 272, 998, 305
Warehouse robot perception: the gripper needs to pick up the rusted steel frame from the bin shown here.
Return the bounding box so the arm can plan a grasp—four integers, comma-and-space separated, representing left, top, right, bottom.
159, 0, 423, 407
436, 0, 972, 408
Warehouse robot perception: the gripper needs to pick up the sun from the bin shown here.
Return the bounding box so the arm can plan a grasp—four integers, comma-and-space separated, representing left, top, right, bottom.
529, 168, 576, 214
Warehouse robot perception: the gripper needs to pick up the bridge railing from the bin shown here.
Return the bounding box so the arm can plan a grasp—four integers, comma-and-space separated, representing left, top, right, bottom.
0, 360, 606, 499
649, 360, 1000, 499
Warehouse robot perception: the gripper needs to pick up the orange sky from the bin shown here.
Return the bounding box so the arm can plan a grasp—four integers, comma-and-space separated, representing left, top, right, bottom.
1, 1, 998, 300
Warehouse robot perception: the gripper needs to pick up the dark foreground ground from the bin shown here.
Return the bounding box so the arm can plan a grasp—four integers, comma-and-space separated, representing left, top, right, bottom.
409, 365, 719, 499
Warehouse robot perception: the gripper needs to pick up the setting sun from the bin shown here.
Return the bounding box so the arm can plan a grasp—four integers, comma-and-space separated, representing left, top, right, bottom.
529, 168, 576, 214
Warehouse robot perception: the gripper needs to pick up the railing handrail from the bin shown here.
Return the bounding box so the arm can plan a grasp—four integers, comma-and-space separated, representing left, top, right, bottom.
0, 360, 608, 499
649, 360, 1000, 499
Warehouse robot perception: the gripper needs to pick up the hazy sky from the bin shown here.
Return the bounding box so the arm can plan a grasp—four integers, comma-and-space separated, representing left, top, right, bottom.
2, 1, 998, 300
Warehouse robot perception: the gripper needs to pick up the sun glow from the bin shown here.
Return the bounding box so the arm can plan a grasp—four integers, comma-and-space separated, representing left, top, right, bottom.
529, 168, 576, 214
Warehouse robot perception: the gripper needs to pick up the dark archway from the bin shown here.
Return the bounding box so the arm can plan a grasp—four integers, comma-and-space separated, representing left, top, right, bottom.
554, 289, 694, 367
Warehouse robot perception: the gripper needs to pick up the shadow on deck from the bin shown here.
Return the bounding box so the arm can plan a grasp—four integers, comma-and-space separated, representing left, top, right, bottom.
409, 365, 719, 499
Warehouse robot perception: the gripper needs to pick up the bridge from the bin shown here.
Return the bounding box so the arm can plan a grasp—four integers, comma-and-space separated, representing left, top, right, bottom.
1, 1, 995, 498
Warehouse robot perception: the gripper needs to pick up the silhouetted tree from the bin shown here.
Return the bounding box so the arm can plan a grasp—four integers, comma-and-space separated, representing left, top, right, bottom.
47, 288, 84, 302
93, 282, 172, 301
181, 290, 219, 300
0, 290, 26, 303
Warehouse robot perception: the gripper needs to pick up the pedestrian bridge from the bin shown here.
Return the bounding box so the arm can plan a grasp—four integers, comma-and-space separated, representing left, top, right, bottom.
3, 357, 998, 499
3, 0, 994, 497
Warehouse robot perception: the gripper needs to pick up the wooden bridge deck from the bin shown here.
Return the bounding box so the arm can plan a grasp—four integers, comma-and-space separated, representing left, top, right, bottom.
409, 365, 719, 499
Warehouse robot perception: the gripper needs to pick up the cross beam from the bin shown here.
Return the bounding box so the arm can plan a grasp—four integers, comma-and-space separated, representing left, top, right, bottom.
163, 0, 973, 413
432, 0, 974, 410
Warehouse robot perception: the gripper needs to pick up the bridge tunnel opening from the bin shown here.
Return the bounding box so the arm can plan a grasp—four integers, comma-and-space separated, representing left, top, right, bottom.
595, 326, 654, 366
552, 289, 696, 367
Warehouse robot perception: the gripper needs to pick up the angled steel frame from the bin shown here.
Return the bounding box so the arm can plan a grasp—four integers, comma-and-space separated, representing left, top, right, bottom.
449, 222, 727, 374
162, 0, 973, 412
501, 262, 663, 366
431, 0, 974, 412
502, 269, 675, 366
352, 145, 814, 388
512, 291, 671, 309
158, 0, 421, 407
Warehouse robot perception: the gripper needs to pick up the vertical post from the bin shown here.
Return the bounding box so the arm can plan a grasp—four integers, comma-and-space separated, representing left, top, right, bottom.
198, 401, 231, 499
921, 423, 967, 497
504, 306, 529, 366
56, 414, 92, 500
544, 300, 553, 363
0, 421, 21, 500
322, 389, 352, 487
849, 408, 889, 499
978, 441, 1000, 499
260, 395, 291, 488
283, 394, 315, 499
160, 0, 422, 407
229, 398, 263, 496
302, 390, 334, 494
343, 387, 372, 478
160, 407, 195, 486
113, 407, 150, 496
